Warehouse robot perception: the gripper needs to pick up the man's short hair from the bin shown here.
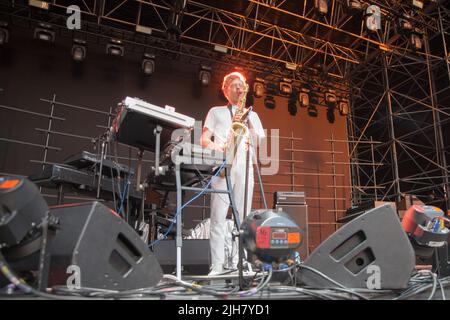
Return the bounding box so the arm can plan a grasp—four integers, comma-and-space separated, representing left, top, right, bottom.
222, 71, 247, 92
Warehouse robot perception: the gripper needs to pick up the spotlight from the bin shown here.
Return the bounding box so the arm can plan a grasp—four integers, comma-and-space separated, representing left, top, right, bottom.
410, 34, 423, 50
241, 209, 302, 264
136, 25, 152, 35
71, 39, 86, 62
288, 89, 298, 116
253, 78, 265, 98
365, 5, 381, 32
298, 88, 310, 107
285, 62, 298, 71
345, 0, 364, 12
264, 95, 276, 109
398, 15, 414, 33
338, 99, 350, 116
325, 90, 337, 106
0, 177, 49, 247
34, 23, 55, 42
327, 106, 335, 123
213, 45, 228, 54
411, 0, 424, 9
265, 82, 278, 95
402, 205, 449, 259
28, 0, 50, 10
0, 21, 9, 45
307, 105, 318, 117
314, 0, 328, 16
410, 28, 424, 50
106, 38, 124, 56
142, 53, 155, 75
279, 78, 293, 96
199, 65, 212, 86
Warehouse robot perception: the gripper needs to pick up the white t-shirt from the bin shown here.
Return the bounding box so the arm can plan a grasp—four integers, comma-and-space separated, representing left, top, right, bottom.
204, 105, 265, 168
204, 105, 265, 146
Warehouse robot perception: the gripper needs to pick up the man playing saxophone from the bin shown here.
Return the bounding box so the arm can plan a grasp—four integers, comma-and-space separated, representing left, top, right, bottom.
200, 71, 265, 275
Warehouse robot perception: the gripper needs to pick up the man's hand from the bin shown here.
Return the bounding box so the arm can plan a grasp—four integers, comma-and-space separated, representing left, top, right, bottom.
244, 137, 251, 151
211, 141, 225, 152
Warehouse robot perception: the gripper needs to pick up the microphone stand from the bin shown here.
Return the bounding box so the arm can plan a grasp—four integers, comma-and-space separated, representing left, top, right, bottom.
95, 129, 111, 199
238, 111, 268, 289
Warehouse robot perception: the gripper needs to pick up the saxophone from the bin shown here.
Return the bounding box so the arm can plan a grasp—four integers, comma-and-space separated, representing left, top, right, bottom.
220, 84, 251, 177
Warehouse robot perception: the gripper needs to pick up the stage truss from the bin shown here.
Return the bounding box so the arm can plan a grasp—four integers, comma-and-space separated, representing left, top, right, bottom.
0, 0, 449, 210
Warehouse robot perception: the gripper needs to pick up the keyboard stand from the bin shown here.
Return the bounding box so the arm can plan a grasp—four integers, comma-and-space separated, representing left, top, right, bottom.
174, 155, 241, 282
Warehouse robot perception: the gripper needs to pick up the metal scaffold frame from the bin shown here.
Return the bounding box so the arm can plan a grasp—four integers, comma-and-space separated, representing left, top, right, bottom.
347, 1, 450, 211
1, 0, 449, 212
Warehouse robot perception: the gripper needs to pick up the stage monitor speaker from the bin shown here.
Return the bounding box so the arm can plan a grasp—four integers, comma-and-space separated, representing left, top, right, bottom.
275, 204, 308, 260
433, 235, 450, 278
39, 202, 163, 291
152, 239, 210, 275
297, 204, 415, 289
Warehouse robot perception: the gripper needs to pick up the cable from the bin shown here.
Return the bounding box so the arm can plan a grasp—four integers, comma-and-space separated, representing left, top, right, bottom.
438, 278, 446, 300
148, 158, 227, 247
117, 180, 130, 217
0, 252, 95, 300
297, 264, 369, 300
237, 268, 273, 297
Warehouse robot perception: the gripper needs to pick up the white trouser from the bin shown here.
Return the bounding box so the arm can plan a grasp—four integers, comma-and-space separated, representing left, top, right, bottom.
209, 155, 254, 270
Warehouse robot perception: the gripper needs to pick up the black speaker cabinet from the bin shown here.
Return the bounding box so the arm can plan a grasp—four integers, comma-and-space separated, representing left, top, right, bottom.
39, 202, 163, 291
433, 235, 450, 278
297, 204, 415, 289
275, 204, 309, 260
153, 239, 210, 275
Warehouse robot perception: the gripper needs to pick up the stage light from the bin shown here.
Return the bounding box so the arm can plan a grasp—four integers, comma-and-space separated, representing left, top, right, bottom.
136, 25, 152, 35
365, 5, 381, 32
34, 23, 55, 42
398, 15, 413, 33
0, 21, 9, 45
214, 45, 228, 54
106, 38, 124, 56
307, 105, 318, 117
410, 28, 424, 50
410, 33, 423, 50
198, 65, 211, 86
314, 0, 328, 16
279, 78, 293, 96
345, 0, 364, 12
327, 106, 335, 123
253, 78, 265, 98
325, 90, 337, 106
402, 205, 449, 259
71, 39, 86, 62
241, 209, 302, 263
264, 95, 276, 109
142, 53, 155, 75
0, 177, 48, 247
338, 99, 349, 116
28, 0, 50, 10
285, 62, 298, 71
288, 89, 298, 116
299, 88, 310, 107
411, 0, 424, 9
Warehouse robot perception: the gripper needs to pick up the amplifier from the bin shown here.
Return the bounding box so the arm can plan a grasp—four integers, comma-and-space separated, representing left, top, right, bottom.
274, 191, 306, 205
274, 204, 309, 260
